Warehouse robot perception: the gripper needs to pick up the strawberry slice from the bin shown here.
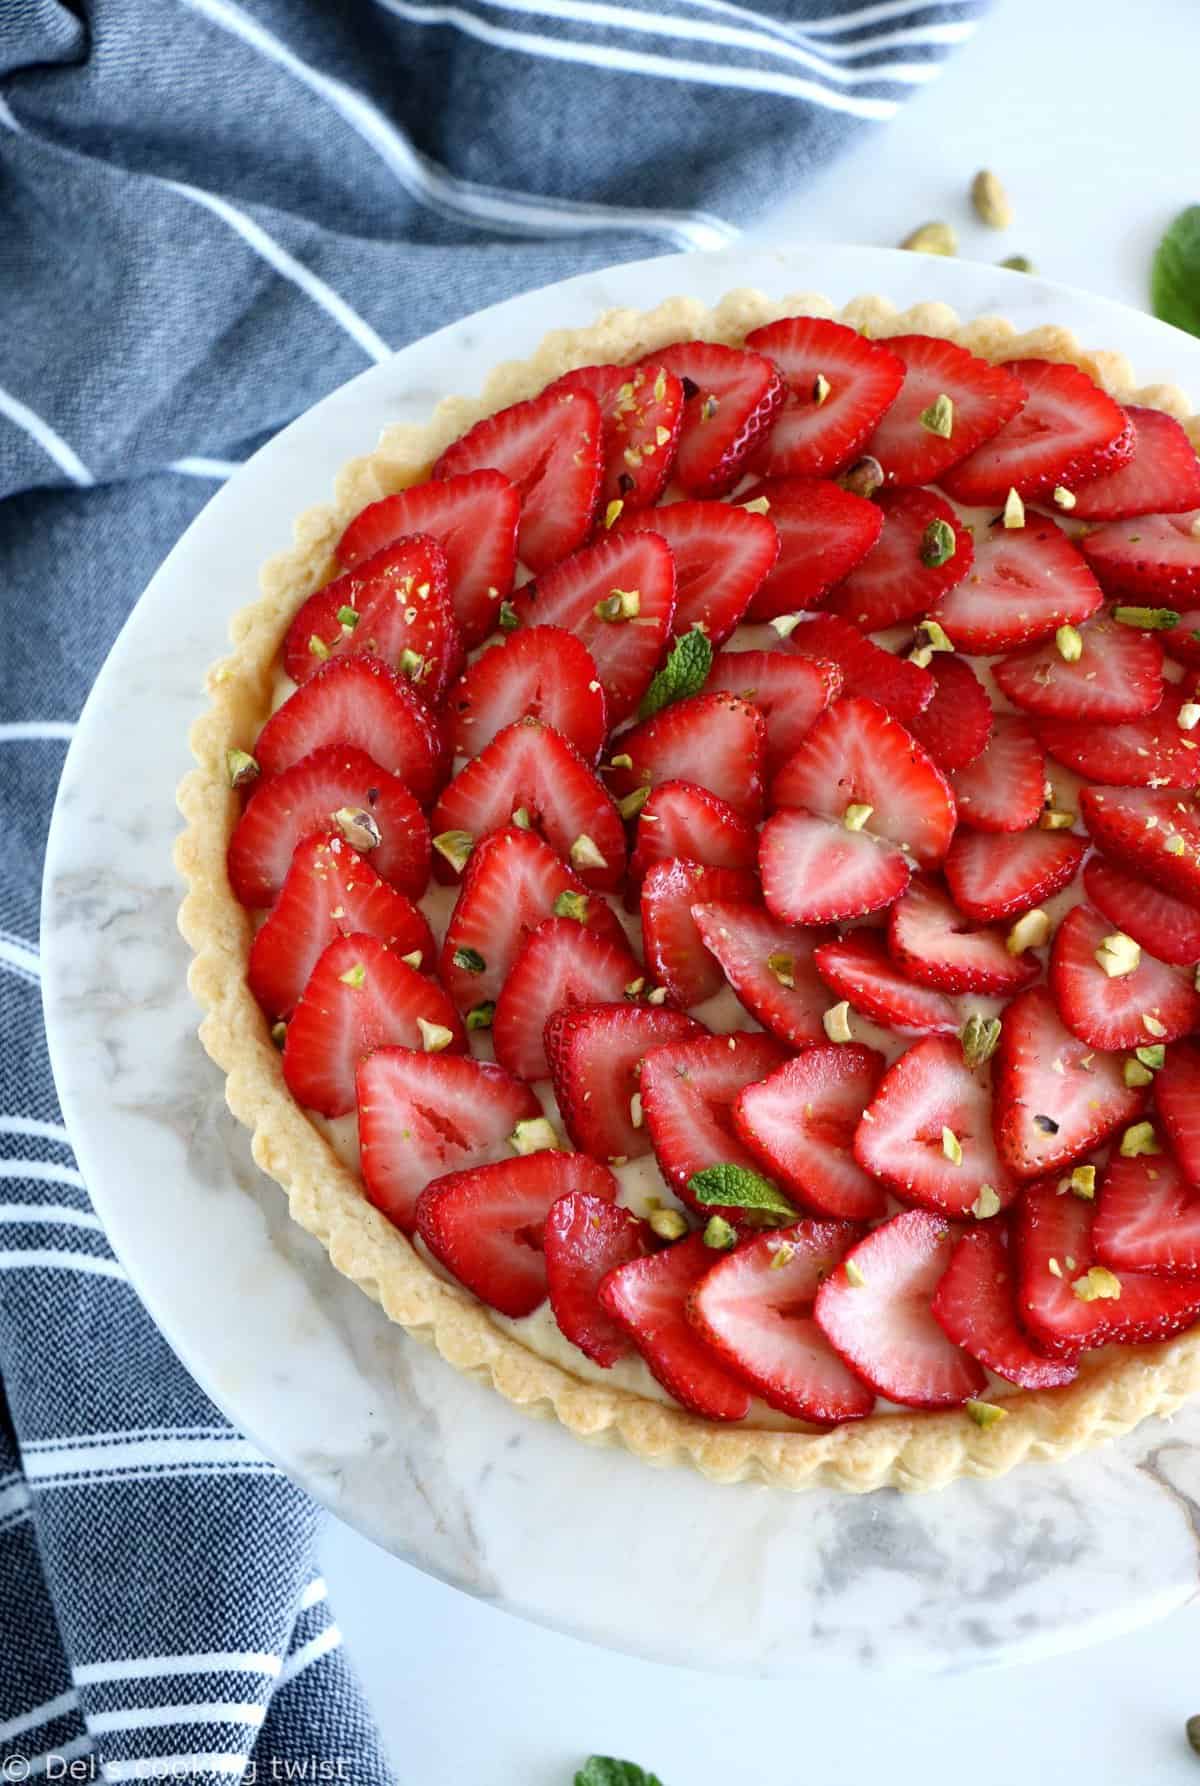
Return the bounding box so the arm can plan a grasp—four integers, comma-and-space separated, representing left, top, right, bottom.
254, 656, 444, 804
1035, 686, 1200, 787
785, 614, 933, 725
1080, 787, 1200, 905
431, 720, 625, 891
1155, 1041, 1200, 1185
607, 693, 767, 823
1163, 609, 1200, 669
735, 478, 883, 620
829, 488, 973, 633
356, 1048, 541, 1233
690, 902, 830, 1048
1071, 407, 1200, 521
813, 932, 959, 1035
687, 1223, 875, 1423
813, 1210, 986, 1408
512, 531, 675, 723
1083, 855, 1200, 966
906, 655, 992, 772
1081, 511, 1200, 604
860, 333, 1026, 487
639, 1030, 789, 1212
416, 1150, 618, 1319
706, 649, 841, 776
282, 534, 463, 700
547, 361, 683, 509
641, 859, 761, 1007
651, 340, 784, 497
929, 518, 1103, 654
598, 1233, 753, 1420
282, 933, 465, 1117
544, 1192, 651, 1366
994, 985, 1143, 1179
944, 828, 1086, 923
941, 358, 1129, 505
772, 695, 956, 866
888, 876, 1039, 995
248, 832, 434, 1020
433, 386, 603, 574
492, 916, 640, 1081
445, 624, 607, 764
335, 472, 520, 648
627, 780, 757, 890
759, 810, 911, 925
1094, 1152, 1200, 1278
227, 744, 431, 907
930, 1225, 1079, 1390
744, 316, 905, 479
992, 610, 1164, 721
732, 1045, 887, 1221
1049, 902, 1200, 1050
545, 1002, 704, 1163
948, 716, 1046, 833
617, 500, 777, 644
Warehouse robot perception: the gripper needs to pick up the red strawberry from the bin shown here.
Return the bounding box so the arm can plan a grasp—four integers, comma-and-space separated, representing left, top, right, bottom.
335, 472, 520, 648
639, 1030, 790, 1212
628, 779, 757, 891
706, 648, 841, 776
690, 902, 831, 1048
1081, 511, 1200, 603
248, 832, 434, 1020
606, 693, 767, 823
1163, 609, 1200, 669
785, 614, 933, 725
888, 876, 1039, 996
444, 624, 607, 763
492, 916, 640, 1081
651, 340, 784, 496
641, 859, 761, 1007
941, 358, 1129, 504
929, 518, 1103, 654
512, 532, 675, 722
431, 720, 625, 891
861, 333, 1026, 486
944, 828, 1086, 923
906, 655, 992, 772
992, 610, 1164, 721
1155, 1041, 1200, 1185
930, 1225, 1079, 1390
433, 386, 603, 574
227, 744, 431, 908
829, 488, 973, 633
598, 1234, 753, 1420
687, 1223, 875, 1423
545, 1001, 704, 1163
544, 1192, 651, 1366
254, 656, 444, 804
735, 478, 883, 620
744, 316, 904, 480
1083, 854, 1200, 966
1080, 787, 1200, 905
994, 985, 1143, 1179
1071, 407, 1200, 521
1036, 687, 1200, 787
948, 716, 1046, 833
547, 361, 683, 509
732, 1045, 887, 1221
1094, 1152, 1200, 1278
357, 1048, 541, 1233
282, 933, 465, 1117
1049, 902, 1200, 1050
813, 931, 958, 1034
282, 534, 463, 700
617, 500, 777, 643
759, 809, 911, 925
814, 1210, 986, 1408
416, 1150, 618, 1318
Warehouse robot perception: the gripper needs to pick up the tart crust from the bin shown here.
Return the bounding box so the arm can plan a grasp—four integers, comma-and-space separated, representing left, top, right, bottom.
177, 287, 1200, 1492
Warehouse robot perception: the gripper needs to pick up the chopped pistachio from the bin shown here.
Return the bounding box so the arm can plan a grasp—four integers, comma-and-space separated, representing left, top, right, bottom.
970, 168, 1012, 229
1055, 623, 1083, 662
842, 802, 874, 832
466, 1001, 495, 1031
1039, 808, 1076, 830
769, 1241, 796, 1270
510, 807, 532, 830
1166, 833, 1187, 857
432, 829, 474, 873
604, 499, 624, 530
629, 1092, 644, 1131
1135, 1043, 1166, 1071
553, 889, 590, 922
700, 395, 719, 422
768, 612, 803, 639
399, 949, 423, 969
336, 604, 359, 629
1093, 931, 1141, 978
333, 806, 382, 852
509, 1115, 562, 1155
624, 976, 646, 998
646, 986, 668, 1005
648, 1207, 688, 1241
823, 1001, 853, 1043
1119, 1121, 1161, 1158
308, 632, 332, 661
703, 1215, 737, 1250
941, 1127, 963, 1167
843, 1259, 867, 1288
452, 945, 486, 974
1124, 1057, 1155, 1089
338, 961, 366, 989
1066, 1165, 1096, 1201
1000, 254, 1035, 273
617, 786, 650, 821
1002, 487, 1026, 529
398, 647, 427, 682
920, 516, 957, 566
961, 1013, 1002, 1070
1048, 1257, 1063, 1278
569, 833, 608, 872
1007, 907, 1051, 953
417, 1017, 454, 1053
741, 495, 771, 516
966, 1398, 1009, 1429
913, 618, 954, 655
812, 372, 832, 406
918, 393, 955, 439
270, 1020, 288, 1048
1178, 702, 1200, 732
1072, 1265, 1122, 1302
1052, 485, 1077, 511
838, 455, 885, 500
1113, 605, 1182, 630
901, 219, 957, 256
608, 752, 634, 770
767, 950, 796, 989
972, 1184, 1002, 1220
498, 600, 520, 632
225, 747, 260, 789
1142, 1012, 1169, 1038
1034, 1113, 1060, 1134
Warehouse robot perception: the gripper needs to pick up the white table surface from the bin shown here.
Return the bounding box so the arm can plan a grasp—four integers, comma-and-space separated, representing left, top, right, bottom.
309, 0, 1200, 1775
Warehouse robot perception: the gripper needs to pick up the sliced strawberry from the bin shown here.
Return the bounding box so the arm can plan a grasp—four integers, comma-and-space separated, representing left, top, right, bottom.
651, 340, 784, 497
992, 610, 1164, 721
492, 916, 640, 1081
929, 518, 1104, 654
416, 1150, 618, 1319
785, 614, 933, 725
282, 933, 465, 1117
431, 720, 625, 891
639, 1030, 789, 1213
944, 828, 1086, 923
1081, 511, 1200, 604
445, 624, 606, 765
1084, 855, 1200, 966
335, 471, 520, 649
759, 810, 911, 925
1155, 1041, 1200, 1185
829, 488, 974, 633
930, 1225, 1078, 1390
1049, 902, 1200, 1050
736, 478, 883, 620
606, 693, 767, 823
1080, 787, 1200, 905
641, 859, 761, 1008
690, 902, 830, 1048
1071, 407, 1200, 521
814, 1210, 986, 1408
861, 334, 1026, 487
687, 1223, 875, 1423
994, 985, 1143, 1179
1094, 1152, 1200, 1278
433, 386, 603, 574
948, 716, 1046, 833
598, 1233, 753, 1420
744, 316, 905, 479
357, 1048, 541, 1233
706, 649, 841, 776
628, 779, 757, 891
227, 744, 431, 908
617, 500, 777, 644
732, 1045, 887, 1221
544, 1192, 651, 1365
1163, 609, 1200, 669
545, 1002, 704, 1163
941, 358, 1129, 505
547, 361, 683, 509
512, 531, 675, 723
813, 932, 958, 1035
906, 655, 992, 772
254, 656, 444, 804
888, 876, 1039, 996
1035, 687, 1200, 788
248, 832, 434, 1020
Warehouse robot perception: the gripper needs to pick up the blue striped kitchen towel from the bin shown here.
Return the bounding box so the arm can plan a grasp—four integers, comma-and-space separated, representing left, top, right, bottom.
0, 1, 983, 1779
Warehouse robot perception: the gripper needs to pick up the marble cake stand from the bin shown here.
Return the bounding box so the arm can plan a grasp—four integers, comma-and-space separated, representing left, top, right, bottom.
41, 245, 1200, 1675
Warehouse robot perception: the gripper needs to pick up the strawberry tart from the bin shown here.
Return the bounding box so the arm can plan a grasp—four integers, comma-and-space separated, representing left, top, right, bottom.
178, 289, 1200, 1492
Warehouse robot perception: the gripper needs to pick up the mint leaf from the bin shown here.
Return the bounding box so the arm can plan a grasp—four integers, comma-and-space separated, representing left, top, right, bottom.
575, 1761, 665, 1786
687, 1163, 798, 1219
1152, 206, 1200, 338
638, 627, 713, 720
